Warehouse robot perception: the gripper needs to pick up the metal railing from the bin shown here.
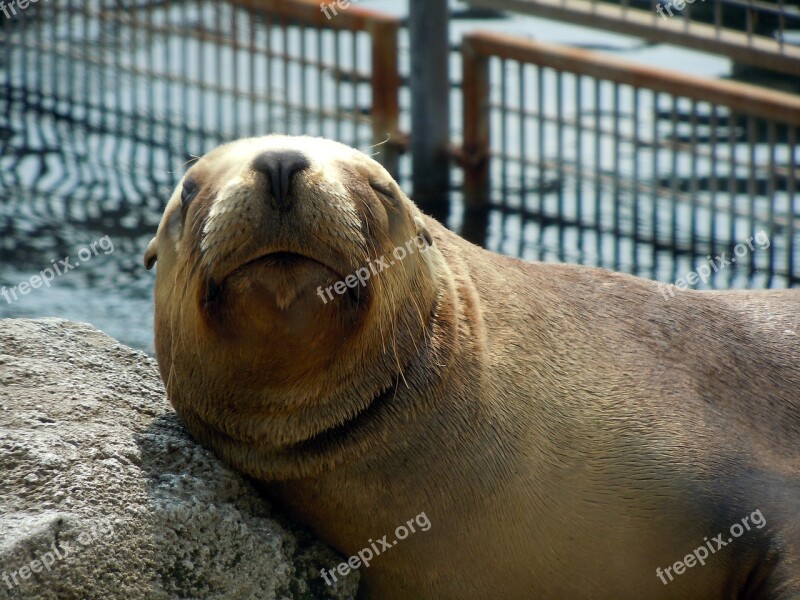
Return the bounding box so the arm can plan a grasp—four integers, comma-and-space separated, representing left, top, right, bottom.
2, 1, 799, 295
461, 31, 800, 288
466, 0, 800, 77
0, 0, 403, 346
0, 0, 402, 221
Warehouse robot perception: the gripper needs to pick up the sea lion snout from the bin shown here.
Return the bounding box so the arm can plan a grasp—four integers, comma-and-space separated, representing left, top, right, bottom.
251, 148, 311, 209
149, 135, 440, 344
188, 142, 366, 295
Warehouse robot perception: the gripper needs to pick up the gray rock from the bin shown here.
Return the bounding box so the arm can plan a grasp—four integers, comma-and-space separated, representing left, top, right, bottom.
0, 319, 358, 600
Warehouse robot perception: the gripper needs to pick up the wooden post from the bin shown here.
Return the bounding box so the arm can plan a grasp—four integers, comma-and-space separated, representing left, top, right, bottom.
370, 19, 401, 179
408, 0, 450, 221
462, 35, 491, 212
460, 34, 491, 245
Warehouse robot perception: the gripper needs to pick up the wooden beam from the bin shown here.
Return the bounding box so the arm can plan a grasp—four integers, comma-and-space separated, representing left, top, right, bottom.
467, 0, 800, 77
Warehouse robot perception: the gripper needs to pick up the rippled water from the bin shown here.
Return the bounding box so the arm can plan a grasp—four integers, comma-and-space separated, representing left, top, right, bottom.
0, 86, 165, 351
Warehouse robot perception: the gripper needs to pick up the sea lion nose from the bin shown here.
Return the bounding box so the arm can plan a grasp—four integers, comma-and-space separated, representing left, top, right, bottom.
252, 149, 311, 209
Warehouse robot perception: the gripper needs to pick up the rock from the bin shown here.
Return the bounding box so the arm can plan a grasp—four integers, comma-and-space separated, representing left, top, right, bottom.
0, 319, 358, 600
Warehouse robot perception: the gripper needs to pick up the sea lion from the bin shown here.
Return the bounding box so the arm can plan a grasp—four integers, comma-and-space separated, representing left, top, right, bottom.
145, 135, 800, 599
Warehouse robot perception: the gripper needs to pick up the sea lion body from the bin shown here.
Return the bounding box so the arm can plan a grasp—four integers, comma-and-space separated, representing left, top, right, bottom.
146, 135, 800, 599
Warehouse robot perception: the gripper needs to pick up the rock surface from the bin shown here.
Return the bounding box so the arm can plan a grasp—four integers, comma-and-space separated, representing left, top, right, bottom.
0, 319, 358, 600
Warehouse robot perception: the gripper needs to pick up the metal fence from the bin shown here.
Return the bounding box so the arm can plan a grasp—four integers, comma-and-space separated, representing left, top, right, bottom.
0, 0, 403, 349
466, 0, 800, 78
461, 31, 800, 288
0, 0, 402, 233
2, 0, 799, 300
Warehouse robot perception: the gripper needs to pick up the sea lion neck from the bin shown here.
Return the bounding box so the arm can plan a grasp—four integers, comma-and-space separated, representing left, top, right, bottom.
169, 276, 457, 482
256, 283, 459, 480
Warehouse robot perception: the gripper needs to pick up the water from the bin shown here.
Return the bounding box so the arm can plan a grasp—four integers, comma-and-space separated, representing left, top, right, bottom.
0, 0, 760, 354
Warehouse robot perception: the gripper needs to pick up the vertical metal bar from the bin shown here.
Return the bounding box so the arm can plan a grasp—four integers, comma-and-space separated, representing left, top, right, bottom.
56, 2, 69, 204
83, 1, 93, 146
164, 0, 174, 172
43, 0, 56, 201
500, 58, 509, 210
265, 12, 273, 133
17, 0, 29, 131
178, 0, 187, 153
632, 86, 641, 275
746, 0, 753, 44
689, 99, 699, 272
409, 0, 450, 219
575, 75, 585, 263
96, 3, 107, 163
109, 4, 122, 198
593, 78, 602, 266
350, 29, 358, 146
232, 4, 241, 138
727, 111, 738, 288
652, 91, 660, 278
147, 3, 156, 178
538, 65, 546, 261
747, 115, 757, 283
198, 5, 207, 146
518, 61, 526, 213
69, 0, 78, 138
709, 104, 720, 286
502, 62, 511, 253
765, 120, 776, 285
299, 23, 309, 136
789, 126, 797, 285
612, 81, 621, 271
362, 30, 369, 147
462, 36, 490, 211
669, 95, 679, 281
49, 0, 57, 115
317, 27, 325, 138
684, 0, 691, 32
1, 1, 14, 119
334, 28, 341, 140
216, 1, 225, 140
282, 14, 290, 133
248, 4, 257, 136
518, 61, 527, 258
129, 3, 141, 188
556, 70, 565, 261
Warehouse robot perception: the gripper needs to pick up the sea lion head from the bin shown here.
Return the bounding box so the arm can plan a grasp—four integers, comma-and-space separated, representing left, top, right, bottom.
145, 135, 444, 478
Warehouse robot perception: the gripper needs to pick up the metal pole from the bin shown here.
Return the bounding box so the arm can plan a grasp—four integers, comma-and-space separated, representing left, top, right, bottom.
409, 0, 450, 221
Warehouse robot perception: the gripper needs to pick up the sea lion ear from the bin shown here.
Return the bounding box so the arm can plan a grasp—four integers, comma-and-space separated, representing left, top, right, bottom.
144, 237, 158, 270
413, 217, 433, 247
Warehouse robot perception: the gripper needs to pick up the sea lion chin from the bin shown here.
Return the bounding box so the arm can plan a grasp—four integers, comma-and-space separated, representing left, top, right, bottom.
146, 135, 800, 600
